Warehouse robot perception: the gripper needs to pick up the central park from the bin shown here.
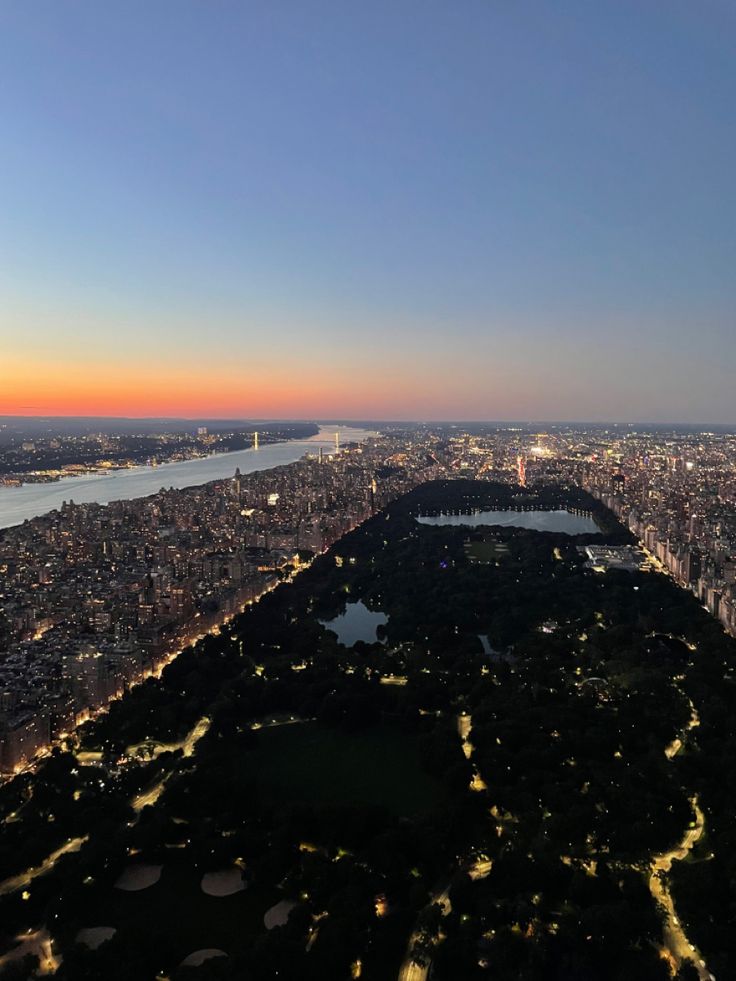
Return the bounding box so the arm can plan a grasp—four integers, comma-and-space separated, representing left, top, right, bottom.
1, 479, 735, 980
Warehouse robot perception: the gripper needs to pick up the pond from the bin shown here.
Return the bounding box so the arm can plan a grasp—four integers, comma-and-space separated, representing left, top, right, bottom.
417, 509, 600, 535
319, 601, 387, 646
478, 634, 516, 663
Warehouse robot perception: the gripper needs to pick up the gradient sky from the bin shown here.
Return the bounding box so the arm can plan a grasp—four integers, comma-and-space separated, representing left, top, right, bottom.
1, 0, 735, 422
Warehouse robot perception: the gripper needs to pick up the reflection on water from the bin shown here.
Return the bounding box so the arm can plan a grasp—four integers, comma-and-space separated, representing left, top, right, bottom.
320, 601, 387, 646
0, 426, 375, 529
417, 509, 600, 535
478, 634, 516, 663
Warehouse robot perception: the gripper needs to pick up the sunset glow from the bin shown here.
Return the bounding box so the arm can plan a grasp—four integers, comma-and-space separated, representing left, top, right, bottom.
1, 1, 734, 423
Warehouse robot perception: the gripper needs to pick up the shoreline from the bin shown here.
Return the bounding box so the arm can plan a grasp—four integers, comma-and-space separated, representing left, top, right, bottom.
0, 429, 317, 490
0, 425, 377, 531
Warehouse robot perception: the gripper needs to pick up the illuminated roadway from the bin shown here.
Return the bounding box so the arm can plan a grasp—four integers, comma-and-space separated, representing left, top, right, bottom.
664, 700, 700, 761
398, 885, 452, 981
649, 797, 713, 980
130, 715, 210, 813
0, 836, 88, 897
630, 550, 714, 977
0, 928, 60, 975
649, 697, 714, 980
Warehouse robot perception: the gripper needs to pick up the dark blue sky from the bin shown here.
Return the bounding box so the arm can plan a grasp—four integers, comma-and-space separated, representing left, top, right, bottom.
1, 1, 734, 420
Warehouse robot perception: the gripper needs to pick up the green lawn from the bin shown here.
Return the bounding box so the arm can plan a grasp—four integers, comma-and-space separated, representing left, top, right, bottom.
252, 722, 441, 816
67, 856, 280, 968
464, 539, 509, 564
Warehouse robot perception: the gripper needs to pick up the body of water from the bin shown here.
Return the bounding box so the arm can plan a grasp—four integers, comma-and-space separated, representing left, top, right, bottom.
417, 509, 600, 535
0, 426, 375, 530
320, 601, 388, 646
478, 634, 516, 663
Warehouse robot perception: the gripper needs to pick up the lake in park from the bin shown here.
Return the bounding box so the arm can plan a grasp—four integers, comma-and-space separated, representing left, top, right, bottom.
320, 601, 388, 646
417, 509, 601, 535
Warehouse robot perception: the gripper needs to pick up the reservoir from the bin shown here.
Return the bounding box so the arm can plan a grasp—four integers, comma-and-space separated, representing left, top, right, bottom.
417, 509, 600, 535
320, 601, 388, 646
0, 426, 375, 530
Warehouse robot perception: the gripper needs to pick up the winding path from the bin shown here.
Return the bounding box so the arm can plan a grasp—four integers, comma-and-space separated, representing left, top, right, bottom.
649, 699, 714, 980
397, 885, 452, 981
0, 929, 59, 975
130, 715, 210, 813
398, 715, 492, 981
0, 836, 87, 898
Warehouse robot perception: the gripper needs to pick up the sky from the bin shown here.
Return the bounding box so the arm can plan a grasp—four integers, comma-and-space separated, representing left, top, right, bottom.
1, 0, 735, 423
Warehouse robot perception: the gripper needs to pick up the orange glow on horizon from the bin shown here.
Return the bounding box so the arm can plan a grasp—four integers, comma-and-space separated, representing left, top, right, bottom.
0, 347, 579, 420
0, 354, 422, 419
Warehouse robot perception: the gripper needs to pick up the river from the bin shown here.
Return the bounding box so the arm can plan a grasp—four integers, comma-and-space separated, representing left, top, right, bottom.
0, 425, 375, 530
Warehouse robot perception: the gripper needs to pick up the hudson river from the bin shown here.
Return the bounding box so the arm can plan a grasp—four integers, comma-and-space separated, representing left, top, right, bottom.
0, 426, 375, 530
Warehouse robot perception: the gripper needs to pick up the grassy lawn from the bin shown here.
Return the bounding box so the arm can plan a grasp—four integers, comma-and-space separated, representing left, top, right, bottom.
252, 722, 441, 816
464, 539, 509, 564
69, 856, 279, 964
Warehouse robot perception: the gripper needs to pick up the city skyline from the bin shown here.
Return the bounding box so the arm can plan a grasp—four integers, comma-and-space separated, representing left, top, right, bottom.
2, 1, 736, 423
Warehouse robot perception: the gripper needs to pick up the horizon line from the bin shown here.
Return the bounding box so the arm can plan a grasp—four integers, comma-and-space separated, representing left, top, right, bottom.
1, 414, 735, 429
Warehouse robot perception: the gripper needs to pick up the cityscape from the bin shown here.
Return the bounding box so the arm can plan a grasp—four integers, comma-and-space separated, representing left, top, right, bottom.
0, 426, 436, 772
5, 424, 736, 775
1, 421, 735, 978
2, 2, 736, 980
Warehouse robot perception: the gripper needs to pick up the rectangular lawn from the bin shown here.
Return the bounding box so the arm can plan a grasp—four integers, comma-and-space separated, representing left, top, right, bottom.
252, 722, 441, 816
